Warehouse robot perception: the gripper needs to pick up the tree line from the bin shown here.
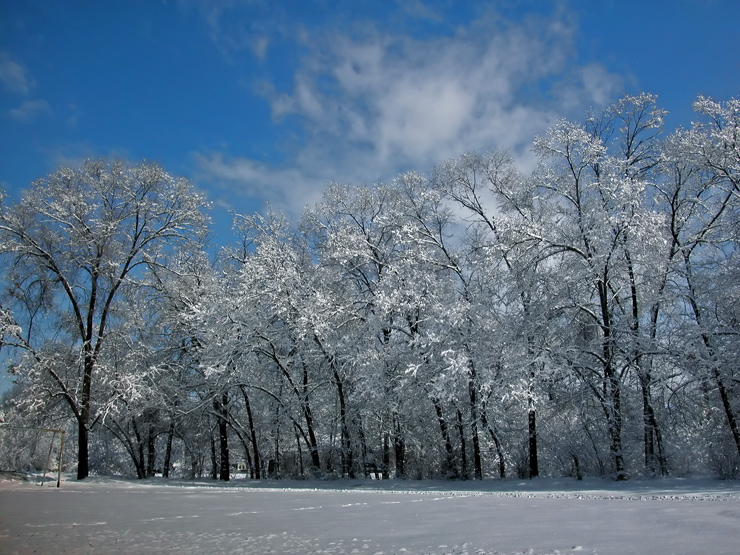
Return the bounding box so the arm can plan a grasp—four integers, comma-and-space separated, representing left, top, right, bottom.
1, 93, 739, 481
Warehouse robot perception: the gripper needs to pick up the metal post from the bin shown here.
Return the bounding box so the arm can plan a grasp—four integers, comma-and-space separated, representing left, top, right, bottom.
0, 425, 66, 488
57, 431, 65, 488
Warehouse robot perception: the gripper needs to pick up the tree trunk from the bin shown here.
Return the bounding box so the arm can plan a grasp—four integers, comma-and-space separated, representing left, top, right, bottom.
627, 244, 667, 476
300, 365, 321, 471
394, 418, 405, 478
217, 393, 230, 481
522, 298, 540, 479
527, 364, 539, 479
528, 403, 539, 478
294, 425, 304, 477
76, 418, 90, 480
211, 433, 219, 480
382, 431, 391, 480
146, 416, 156, 478
247, 402, 261, 479
685, 257, 740, 459
639, 372, 667, 475
467, 358, 482, 479
713, 366, 740, 458
302, 402, 321, 471
605, 372, 626, 480
241, 386, 261, 479
333, 369, 354, 478
433, 399, 456, 478
210, 434, 218, 480
163, 420, 175, 478
480, 403, 505, 478
104, 416, 151, 479
456, 408, 468, 479
132, 418, 146, 480
76, 352, 95, 480
357, 421, 369, 478
244, 437, 254, 478
598, 278, 626, 480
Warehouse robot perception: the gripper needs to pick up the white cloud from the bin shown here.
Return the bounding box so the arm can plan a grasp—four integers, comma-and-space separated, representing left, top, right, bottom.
197, 9, 624, 219
551, 63, 624, 112
0, 52, 34, 94
195, 152, 327, 216
9, 99, 52, 122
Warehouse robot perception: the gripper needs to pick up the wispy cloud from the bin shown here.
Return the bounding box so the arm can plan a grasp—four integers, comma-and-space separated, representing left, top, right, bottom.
400, 0, 444, 22
196, 8, 623, 219
9, 99, 52, 123
194, 152, 327, 216
0, 52, 35, 94
178, 0, 281, 61
251, 35, 270, 61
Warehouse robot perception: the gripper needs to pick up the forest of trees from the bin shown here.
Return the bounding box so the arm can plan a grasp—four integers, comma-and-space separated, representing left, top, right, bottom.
1, 93, 739, 482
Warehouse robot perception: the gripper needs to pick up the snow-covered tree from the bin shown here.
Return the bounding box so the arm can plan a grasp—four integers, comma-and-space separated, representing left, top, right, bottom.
0, 159, 209, 479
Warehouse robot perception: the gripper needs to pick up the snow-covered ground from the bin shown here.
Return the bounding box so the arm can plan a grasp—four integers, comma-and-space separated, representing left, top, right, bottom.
1, 474, 739, 554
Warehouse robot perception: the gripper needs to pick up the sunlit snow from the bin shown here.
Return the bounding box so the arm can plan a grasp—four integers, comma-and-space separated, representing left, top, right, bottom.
2, 474, 739, 554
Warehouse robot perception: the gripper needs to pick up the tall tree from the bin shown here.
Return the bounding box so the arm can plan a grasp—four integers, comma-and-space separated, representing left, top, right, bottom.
0, 160, 208, 479
433, 151, 546, 478
583, 93, 669, 475
665, 97, 740, 460
532, 116, 636, 479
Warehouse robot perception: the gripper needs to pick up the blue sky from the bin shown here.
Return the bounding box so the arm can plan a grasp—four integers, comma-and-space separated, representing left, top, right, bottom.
1, 0, 739, 244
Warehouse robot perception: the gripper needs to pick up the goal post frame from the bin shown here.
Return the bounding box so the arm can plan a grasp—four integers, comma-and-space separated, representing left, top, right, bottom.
0, 425, 66, 487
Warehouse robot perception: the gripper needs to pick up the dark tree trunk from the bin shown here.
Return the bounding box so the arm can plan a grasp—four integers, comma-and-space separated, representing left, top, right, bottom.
572, 453, 583, 480
76, 418, 90, 480
713, 366, 740, 458
528, 397, 539, 479
303, 403, 321, 470
210, 434, 218, 480
163, 420, 175, 478
456, 408, 468, 479
394, 418, 405, 478
627, 244, 668, 477
314, 335, 354, 478
217, 393, 230, 481
146, 416, 156, 478
605, 370, 626, 480
333, 370, 355, 478
273, 393, 282, 479
640, 373, 667, 475
301, 365, 321, 471
598, 278, 626, 480
382, 432, 391, 480
295, 425, 304, 477
132, 418, 146, 480
241, 386, 261, 479
433, 399, 456, 478
244, 438, 253, 478
76, 351, 95, 480
521, 292, 540, 480
467, 358, 482, 479
605, 373, 626, 480
263, 347, 319, 472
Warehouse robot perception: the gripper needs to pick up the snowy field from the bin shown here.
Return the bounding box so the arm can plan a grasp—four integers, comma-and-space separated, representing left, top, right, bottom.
1, 475, 739, 554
